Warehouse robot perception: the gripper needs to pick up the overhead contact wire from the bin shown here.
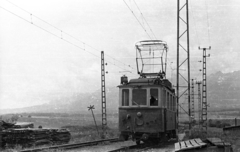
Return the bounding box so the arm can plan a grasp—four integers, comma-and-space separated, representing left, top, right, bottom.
1, 6, 135, 73
133, 0, 158, 40
123, 0, 153, 40
0, 6, 135, 74
4, 0, 135, 73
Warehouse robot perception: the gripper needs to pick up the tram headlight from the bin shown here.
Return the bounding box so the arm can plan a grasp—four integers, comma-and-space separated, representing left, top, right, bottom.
137, 112, 142, 117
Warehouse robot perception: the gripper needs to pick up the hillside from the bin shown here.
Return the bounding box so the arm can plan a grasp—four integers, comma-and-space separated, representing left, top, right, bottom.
208, 71, 240, 111
2, 70, 240, 114
0, 86, 119, 114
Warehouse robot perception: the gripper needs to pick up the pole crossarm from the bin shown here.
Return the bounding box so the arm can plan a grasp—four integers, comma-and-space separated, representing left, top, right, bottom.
88, 105, 95, 111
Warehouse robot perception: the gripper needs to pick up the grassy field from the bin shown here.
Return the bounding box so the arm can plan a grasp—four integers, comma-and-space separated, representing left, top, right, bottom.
1, 113, 120, 151
2, 112, 240, 151
17, 113, 119, 142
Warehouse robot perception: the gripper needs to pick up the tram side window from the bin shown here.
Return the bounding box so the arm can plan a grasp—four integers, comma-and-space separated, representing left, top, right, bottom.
132, 89, 147, 106
167, 92, 170, 109
163, 90, 166, 108
170, 94, 173, 110
150, 89, 158, 106
122, 89, 129, 106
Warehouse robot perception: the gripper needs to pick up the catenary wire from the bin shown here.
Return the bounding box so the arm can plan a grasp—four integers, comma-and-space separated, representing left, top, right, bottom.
4, 0, 136, 72
0, 5, 138, 76
123, 0, 153, 40
132, 0, 158, 40
124, 0, 173, 74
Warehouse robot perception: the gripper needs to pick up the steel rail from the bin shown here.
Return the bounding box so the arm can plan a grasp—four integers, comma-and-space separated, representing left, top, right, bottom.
107, 144, 139, 152
20, 138, 120, 152
135, 144, 160, 152
107, 141, 171, 152
107, 143, 158, 152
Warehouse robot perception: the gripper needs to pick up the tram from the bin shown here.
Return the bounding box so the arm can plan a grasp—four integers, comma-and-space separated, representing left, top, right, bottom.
118, 40, 177, 144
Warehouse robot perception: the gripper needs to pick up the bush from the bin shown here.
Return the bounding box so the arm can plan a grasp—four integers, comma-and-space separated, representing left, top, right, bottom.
208, 120, 231, 128
209, 122, 216, 127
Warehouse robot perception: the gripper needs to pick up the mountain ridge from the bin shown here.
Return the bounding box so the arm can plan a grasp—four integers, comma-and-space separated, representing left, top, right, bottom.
1, 70, 240, 114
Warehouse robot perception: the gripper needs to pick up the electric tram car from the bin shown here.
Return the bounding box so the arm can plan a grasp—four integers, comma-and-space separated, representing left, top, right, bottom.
118, 40, 177, 144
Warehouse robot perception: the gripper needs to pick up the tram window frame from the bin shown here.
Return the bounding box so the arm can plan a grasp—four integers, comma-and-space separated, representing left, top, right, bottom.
132, 88, 147, 106
150, 88, 158, 106
122, 89, 129, 106
173, 96, 176, 111
170, 94, 173, 110
163, 89, 166, 108
167, 92, 170, 109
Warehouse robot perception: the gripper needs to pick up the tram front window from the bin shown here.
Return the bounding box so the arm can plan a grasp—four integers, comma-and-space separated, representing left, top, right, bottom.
122, 89, 129, 106
150, 89, 158, 106
132, 89, 147, 106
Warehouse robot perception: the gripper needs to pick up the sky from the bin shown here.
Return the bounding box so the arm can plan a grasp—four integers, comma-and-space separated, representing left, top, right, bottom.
0, 0, 240, 109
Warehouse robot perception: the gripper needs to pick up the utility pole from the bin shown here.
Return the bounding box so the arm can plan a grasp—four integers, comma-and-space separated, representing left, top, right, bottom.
101, 51, 107, 137
196, 81, 202, 129
199, 47, 211, 132
177, 0, 191, 129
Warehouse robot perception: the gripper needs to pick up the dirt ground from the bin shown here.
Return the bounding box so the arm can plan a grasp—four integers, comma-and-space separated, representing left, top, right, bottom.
66, 140, 136, 152
66, 140, 176, 152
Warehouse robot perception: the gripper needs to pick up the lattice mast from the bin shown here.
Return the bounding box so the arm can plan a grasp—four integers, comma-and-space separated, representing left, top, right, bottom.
199, 47, 210, 132
191, 79, 195, 122
196, 81, 202, 128
101, 51, 107, 135
177, 0, 191, 129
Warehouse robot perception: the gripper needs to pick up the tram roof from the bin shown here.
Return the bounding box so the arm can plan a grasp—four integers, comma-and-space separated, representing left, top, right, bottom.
118, 77, 174, 92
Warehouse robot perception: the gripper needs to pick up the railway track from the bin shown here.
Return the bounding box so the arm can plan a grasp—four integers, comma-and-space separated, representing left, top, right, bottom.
107, 143, 159, 152
107, 139, 177, 152
20, 138, 120, 152
107, 144, 139, 152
